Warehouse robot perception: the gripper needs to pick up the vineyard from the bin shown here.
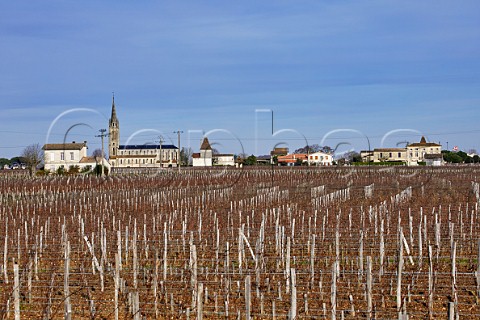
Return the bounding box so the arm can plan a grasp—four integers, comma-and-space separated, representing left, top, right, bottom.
0, 166, 479, 319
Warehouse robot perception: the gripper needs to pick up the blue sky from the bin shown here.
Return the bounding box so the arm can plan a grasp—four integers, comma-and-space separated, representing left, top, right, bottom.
1, 0, 479, 158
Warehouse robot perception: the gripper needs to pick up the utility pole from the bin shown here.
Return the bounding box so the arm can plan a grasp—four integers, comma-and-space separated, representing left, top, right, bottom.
96, 129, 108, 176
307, 144, 310, 166
157, 135, 164, 168
173, 130, 183, 170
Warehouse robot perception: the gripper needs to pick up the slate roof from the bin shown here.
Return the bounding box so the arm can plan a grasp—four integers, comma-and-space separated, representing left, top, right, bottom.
408, 136, 441, 147
424, 153, 443, 159
43, 143, 86, 150
118, 144, 177, 150
374, 148, 406, 152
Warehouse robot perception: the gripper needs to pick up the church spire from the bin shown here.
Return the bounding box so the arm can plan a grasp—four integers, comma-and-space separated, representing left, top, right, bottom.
110, 92, 118, 122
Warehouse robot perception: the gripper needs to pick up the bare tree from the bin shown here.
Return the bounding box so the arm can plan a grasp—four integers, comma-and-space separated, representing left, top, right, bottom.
22, 143, 43, 176
294, 144, 322, 154
92, 149, 104, 158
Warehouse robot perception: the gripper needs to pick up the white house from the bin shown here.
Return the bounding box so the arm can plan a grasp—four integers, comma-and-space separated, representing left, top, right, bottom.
215, 154, 235, 166
424, 154, 444, 166
43, 141, 109, 172
406, 137, 442, 165
192, 138, 213, 167
308, 151, 333, 166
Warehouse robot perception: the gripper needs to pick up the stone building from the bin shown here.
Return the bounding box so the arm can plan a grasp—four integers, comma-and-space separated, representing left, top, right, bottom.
406, 136, 442, 165
108, 96, 179, 168
192, 137, 213, 167
43, 141, 110, 172
360, 136, 442, 165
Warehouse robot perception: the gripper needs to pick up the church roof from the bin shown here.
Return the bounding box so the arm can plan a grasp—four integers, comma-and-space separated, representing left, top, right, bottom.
119, 144, 178, 150
109, 94, 119, 125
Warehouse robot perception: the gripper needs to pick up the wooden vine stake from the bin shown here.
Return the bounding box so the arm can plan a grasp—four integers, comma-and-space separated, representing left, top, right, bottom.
14, 262, 20, 320
451, 241, 457, 318
397, 228, 404, 314
289, 268, 297, 320
331, 261, 337, 320
477, 239, 480, 299
245, 275, 251, 320
115, 253, 120, 320
197, 282, 203, 320
64, 240, 72, 320
428, 245, 434, 319
366, 256, 372, 320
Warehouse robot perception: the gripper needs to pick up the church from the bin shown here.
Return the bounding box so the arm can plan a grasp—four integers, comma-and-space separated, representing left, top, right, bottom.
108, 96, 179, 168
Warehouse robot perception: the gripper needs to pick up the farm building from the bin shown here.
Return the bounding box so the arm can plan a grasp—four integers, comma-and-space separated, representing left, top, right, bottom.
192, 137, 213, 167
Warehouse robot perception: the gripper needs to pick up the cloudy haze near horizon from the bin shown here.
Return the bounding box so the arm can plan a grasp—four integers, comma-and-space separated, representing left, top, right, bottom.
1, 1, 479, 158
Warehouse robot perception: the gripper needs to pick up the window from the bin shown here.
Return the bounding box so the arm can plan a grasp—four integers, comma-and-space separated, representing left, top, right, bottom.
389, 152, 392, 158
315, 156, 318, 160
50, 153, 55, 161
60, 152, 65, 160
398, 152, 401, 158
70, 152, 74, 160
380, 153, 383, 158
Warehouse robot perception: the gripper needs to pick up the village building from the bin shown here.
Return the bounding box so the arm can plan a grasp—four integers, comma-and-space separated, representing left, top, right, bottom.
307, 151, 333, 166
215, 154, 235, 166
406, 136, 442, 165
424, 154, 444, 166
43, 141, 110, 172
360, 136, 442, 165
108, 96, 179, 168
360, 150, 374, 162
191, 137, 236, 166
192, 138, 213, 167
277, 153, 308, 166
270, 147, 288, 164
373, 148, 407, 163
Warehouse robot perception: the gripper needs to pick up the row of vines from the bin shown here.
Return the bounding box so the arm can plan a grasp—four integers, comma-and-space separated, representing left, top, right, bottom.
0, 166, 479, 319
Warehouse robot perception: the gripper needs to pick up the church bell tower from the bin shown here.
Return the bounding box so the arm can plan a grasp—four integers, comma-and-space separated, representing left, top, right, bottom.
108, 94, 119, 164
